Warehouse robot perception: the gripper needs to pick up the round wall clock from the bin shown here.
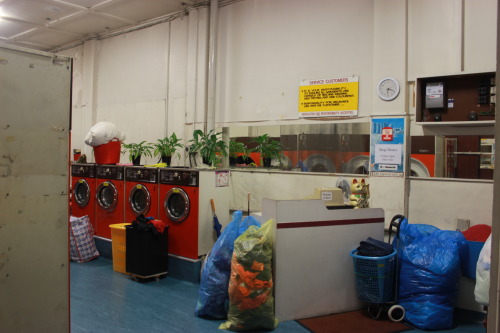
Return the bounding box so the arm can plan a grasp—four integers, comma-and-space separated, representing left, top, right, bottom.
377, 77, 400, 101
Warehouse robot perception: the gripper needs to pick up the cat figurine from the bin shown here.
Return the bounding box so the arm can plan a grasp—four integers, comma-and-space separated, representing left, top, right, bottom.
349, 179, 369, 209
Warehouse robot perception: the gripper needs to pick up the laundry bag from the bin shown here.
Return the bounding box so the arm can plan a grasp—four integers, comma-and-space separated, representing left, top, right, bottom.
397, 218, 466, 330
219, 219, 278, 331
69, 215, 99, 263
475, 234, 492, 306
195, 211, 260, 318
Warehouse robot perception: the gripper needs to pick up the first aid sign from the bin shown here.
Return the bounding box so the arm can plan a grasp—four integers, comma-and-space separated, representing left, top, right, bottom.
382, 127, 393, 141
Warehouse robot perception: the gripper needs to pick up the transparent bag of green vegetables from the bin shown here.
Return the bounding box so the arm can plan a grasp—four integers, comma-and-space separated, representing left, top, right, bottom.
219, 219, 278, 331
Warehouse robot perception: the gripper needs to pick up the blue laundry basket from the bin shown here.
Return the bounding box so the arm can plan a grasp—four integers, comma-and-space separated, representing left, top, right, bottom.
350, 249, 397, 304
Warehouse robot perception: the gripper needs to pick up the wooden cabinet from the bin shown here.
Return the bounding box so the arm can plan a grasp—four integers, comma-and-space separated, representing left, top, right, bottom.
416, 72, 496, 124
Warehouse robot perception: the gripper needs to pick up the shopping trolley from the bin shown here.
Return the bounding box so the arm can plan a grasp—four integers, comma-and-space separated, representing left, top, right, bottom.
350, 215, 405, 322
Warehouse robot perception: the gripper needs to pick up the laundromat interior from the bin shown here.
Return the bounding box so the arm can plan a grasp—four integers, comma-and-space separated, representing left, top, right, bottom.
2, 0, 500, 332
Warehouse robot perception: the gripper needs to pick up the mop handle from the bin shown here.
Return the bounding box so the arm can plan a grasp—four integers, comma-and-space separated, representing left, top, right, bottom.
210, 199, 216, 215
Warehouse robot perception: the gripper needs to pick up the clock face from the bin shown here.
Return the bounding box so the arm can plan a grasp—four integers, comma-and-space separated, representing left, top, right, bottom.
377, 77, 400, 101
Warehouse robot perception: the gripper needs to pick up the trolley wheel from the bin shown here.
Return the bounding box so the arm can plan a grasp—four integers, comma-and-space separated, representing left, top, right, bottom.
388, 304, 405, 322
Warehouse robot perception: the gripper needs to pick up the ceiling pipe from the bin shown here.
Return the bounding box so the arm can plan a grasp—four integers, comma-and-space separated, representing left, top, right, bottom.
206, 0, 218, 133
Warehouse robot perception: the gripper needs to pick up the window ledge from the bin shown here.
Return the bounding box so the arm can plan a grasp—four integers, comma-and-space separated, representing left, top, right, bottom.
415, 120, 495, 127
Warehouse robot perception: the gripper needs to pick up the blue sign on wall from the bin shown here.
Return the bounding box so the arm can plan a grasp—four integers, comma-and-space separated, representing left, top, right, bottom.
370, 117, 405, 177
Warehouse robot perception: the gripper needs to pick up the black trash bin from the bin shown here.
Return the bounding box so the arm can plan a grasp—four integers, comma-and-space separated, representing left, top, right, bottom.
125, 224, 169, 280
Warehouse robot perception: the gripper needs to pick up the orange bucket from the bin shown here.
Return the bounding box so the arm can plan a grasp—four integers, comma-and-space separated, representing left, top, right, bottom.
94, 139, 121, 164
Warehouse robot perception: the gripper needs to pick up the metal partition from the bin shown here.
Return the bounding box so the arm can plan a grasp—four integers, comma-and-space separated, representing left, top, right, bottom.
0, 44, 71, 332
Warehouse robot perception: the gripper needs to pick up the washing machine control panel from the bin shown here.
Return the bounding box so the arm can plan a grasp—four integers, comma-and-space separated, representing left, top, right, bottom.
159, 168, 199, 187
125, 167, 158, 183
71, 163, 95, 177
96, 165, 124, 180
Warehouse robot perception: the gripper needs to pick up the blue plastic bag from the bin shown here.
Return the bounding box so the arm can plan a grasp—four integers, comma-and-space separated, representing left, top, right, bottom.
397, 218, 467, 330
195, 211, 260, 318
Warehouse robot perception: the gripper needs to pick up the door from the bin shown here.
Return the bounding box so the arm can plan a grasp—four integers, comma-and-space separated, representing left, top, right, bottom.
74, 179, 91, 207
129, 184, 151, 215
96, 181, 119, 212
0, 45, 71, 332
164, 187, 190, 223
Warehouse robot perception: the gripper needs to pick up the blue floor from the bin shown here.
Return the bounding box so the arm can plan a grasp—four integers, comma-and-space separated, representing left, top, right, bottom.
70, 257, 308, 333
70, 257, 486, 333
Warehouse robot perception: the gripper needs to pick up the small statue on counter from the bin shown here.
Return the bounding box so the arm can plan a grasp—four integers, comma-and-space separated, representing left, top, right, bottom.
349, 179, 369, 209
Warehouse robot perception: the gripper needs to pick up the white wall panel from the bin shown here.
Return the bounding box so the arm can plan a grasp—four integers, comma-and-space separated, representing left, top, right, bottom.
464, 0, 497, 72
216, 0, 374, 123
97, 23, 170, 106
408, 0, 497, 79
372, 0, 407, 115
184, 8, 210, 129
59, 45, 95, 158
229, 170, 363, 214
408, 179, 493, 229
408, 0, 463, 79
168, 15, 191, 150
369, 176, 406, 224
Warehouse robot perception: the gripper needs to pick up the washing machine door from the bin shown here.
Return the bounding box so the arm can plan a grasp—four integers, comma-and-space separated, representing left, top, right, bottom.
164, 187, 190, 223
73, 179, 90, 207
96, 181, 118, 212
129, 184, 150, 215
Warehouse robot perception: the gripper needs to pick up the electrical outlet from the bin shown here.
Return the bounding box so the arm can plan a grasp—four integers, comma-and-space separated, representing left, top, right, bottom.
456, 218, 470, 231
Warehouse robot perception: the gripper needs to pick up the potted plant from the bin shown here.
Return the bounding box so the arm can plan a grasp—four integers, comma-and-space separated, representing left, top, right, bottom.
151, 133, 183, 165
121, 141, 154, 166
188, 129, 228, 167
251, 134, 282, 167
229, 139, 249, 166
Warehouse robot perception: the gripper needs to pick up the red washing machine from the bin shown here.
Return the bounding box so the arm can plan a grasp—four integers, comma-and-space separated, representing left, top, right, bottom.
158, 168, 231, 260
95, 165, 125, 239
299, 133, 341, 172
159, 168, 199, 259
70, 163, 96, 230
341, 134, 370, 174
125, 166, 159, 223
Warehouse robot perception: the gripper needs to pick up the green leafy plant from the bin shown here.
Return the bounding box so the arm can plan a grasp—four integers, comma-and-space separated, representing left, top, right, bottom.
188, 129, 228, 166
251, 134, 282, 159
229, 139, 248, 159
151, 133, 183, 159
121, 141, 154, 162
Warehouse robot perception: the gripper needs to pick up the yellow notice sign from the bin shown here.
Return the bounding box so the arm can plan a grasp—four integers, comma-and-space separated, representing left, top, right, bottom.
299, 76, 359, 118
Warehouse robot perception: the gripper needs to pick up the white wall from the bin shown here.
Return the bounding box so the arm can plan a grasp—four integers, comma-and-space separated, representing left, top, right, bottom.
408, 0, 497, 79
95, 23, 170, 165
230, 170, 364, 213
216, 0, 375, 124
408, 179, 493, 228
